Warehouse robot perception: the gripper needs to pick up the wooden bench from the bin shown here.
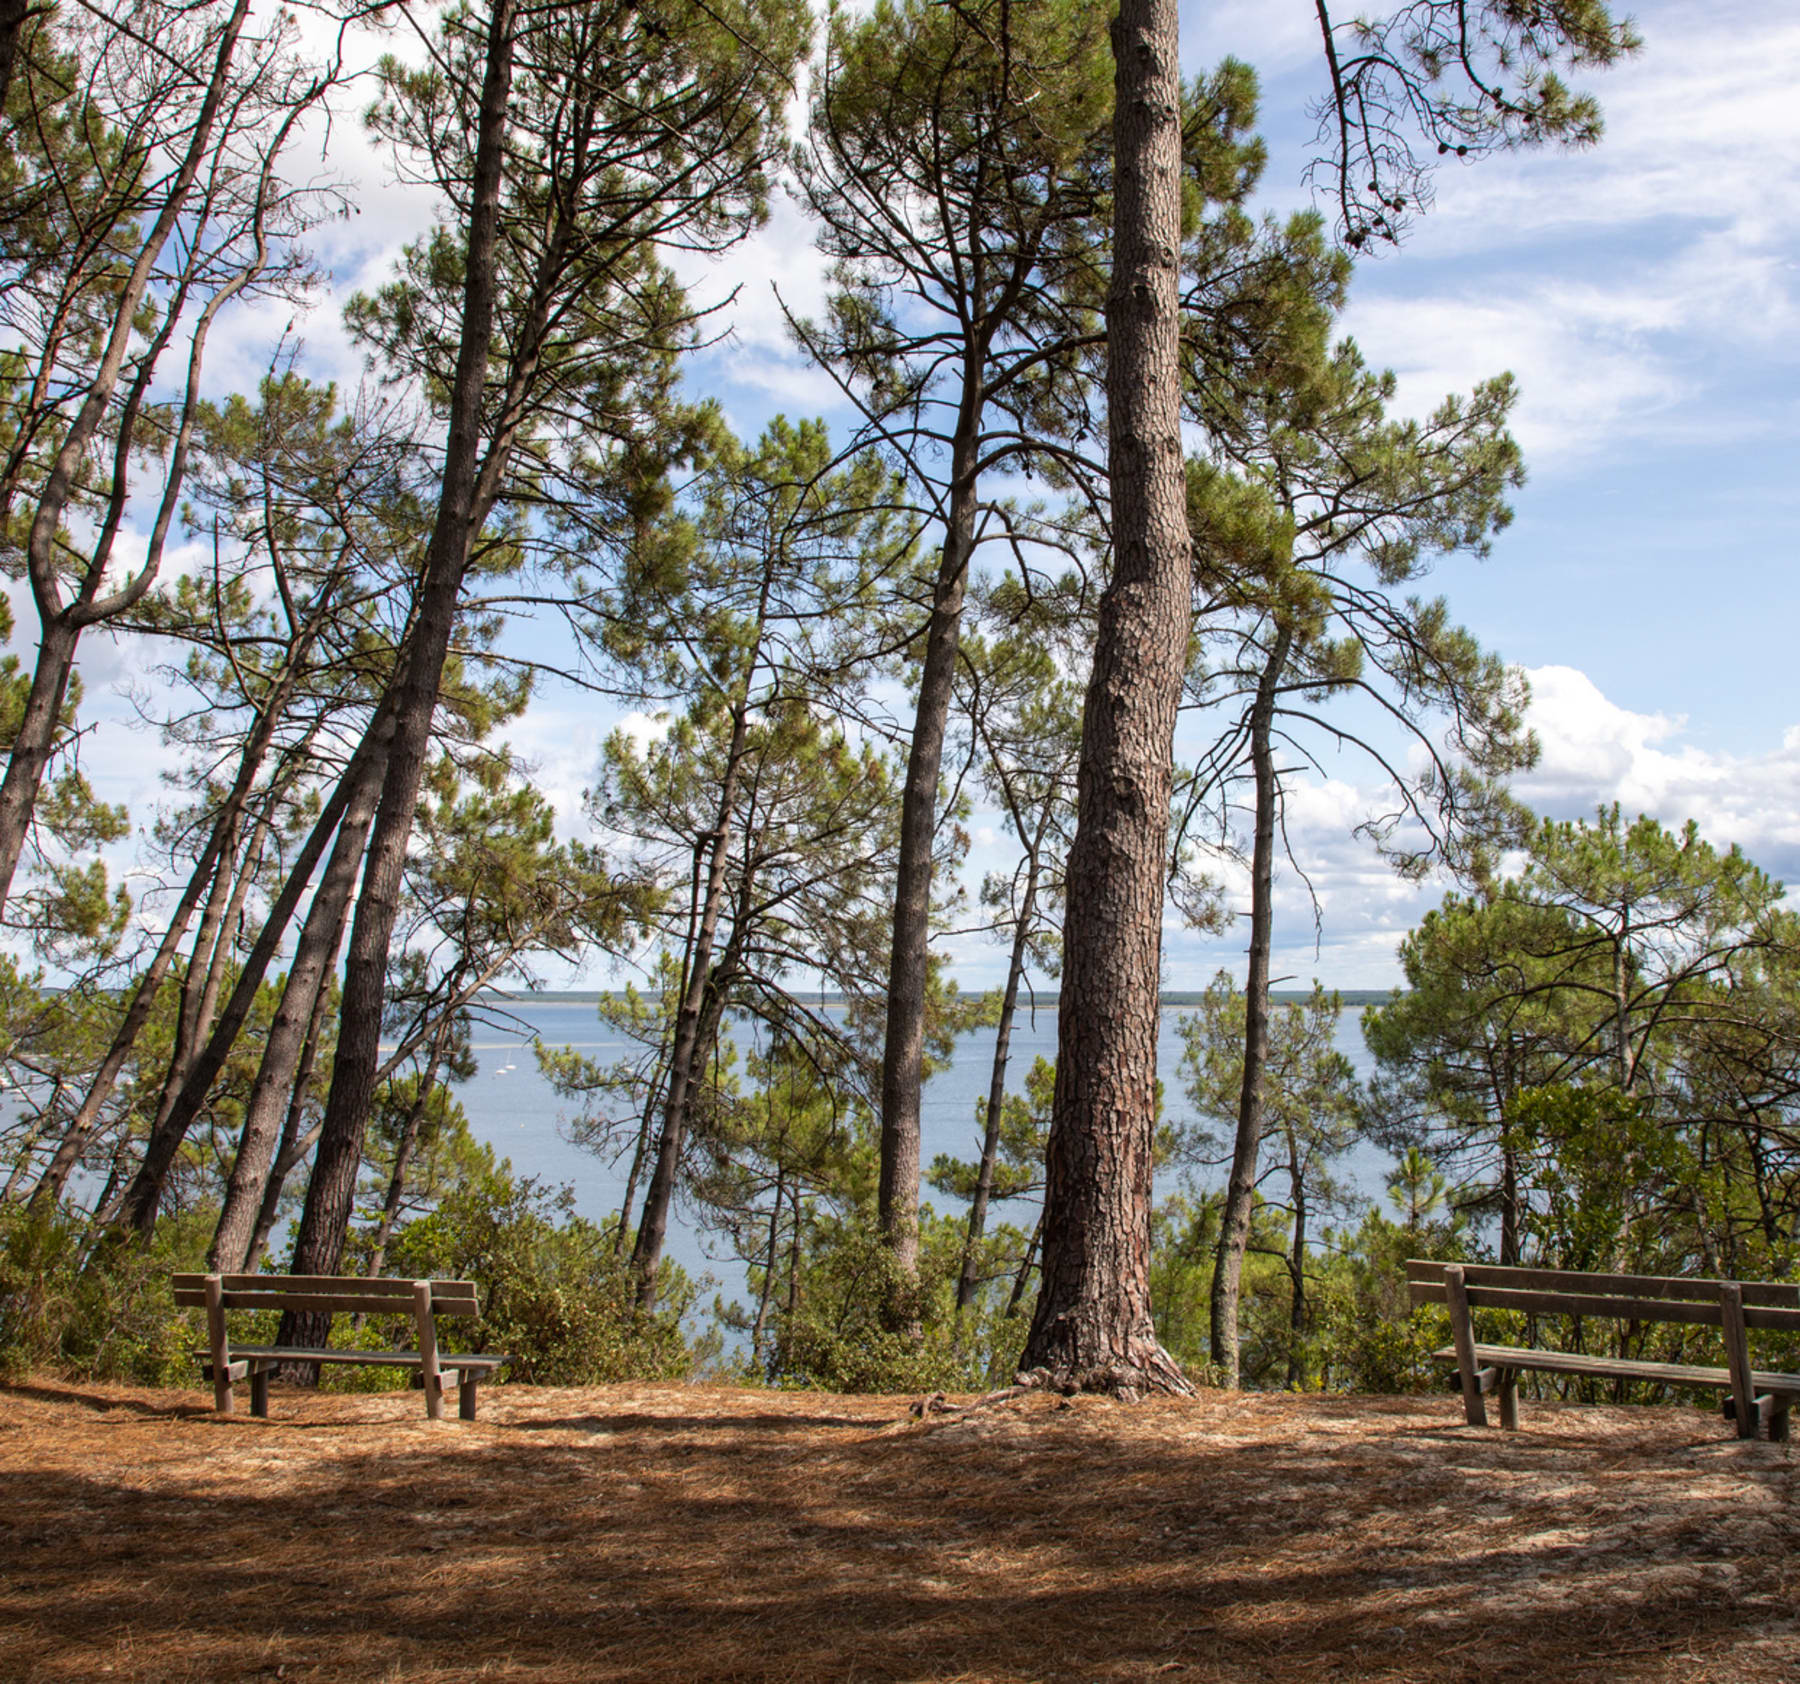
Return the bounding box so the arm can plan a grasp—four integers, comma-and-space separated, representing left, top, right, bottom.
1407, 1260, 1800, 1440
172, 1273, 508, 1422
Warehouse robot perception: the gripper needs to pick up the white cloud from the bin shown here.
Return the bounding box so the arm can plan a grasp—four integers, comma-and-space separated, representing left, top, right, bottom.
1150, 661, 1800, 992
1517, 665, 1800, 880
496, 698, 610, 842
693, 193, 834, 356
1329, 1, 1800, 464
612, 709, 672, 759
1411, 7, 1800, 256
1343, 245, 1797, 462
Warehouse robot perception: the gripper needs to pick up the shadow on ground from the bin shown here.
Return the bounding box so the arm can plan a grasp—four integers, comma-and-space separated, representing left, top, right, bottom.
2, 1379, 1795, 1682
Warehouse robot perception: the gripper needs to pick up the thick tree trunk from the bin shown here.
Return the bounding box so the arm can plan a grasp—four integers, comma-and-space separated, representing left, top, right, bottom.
281, 0, 517, 1353
1019, 0, 1192, 1399
1499, 1140, 1520, 1266
879, 447, 980, 1310
0, 0, 32, 114
240, 978, 334, 1285
242, 1103, 324, 1276
1210, 626, 1291, 1388
113, 717, 386, 1234
612, 1072, 661, 1262
0, 614, 78, 910
207, 824, 363, 1271
956, 852, 1039, 1312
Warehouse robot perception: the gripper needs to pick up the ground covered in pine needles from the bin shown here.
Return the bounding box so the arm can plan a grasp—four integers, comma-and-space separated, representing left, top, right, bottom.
2, 1377, 1797, 1682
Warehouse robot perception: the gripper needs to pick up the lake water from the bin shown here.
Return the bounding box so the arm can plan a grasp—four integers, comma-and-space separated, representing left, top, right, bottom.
455, 997, 1387, 1317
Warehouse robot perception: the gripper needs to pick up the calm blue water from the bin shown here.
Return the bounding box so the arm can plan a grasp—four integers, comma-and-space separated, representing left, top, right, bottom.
454, 998, 1386, 1316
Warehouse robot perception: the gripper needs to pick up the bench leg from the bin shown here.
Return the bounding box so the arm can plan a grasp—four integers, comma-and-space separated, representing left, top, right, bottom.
1498, 1367, 1519, 1432
204, 1275, 234, 1414
1444, 1266, 1488, 1427
460, 1372, 479, 1422
1770, 1405, 1790, 1444
250, 1364, 270, 1419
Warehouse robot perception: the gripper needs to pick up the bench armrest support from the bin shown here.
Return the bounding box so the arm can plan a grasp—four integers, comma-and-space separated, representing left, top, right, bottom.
1720, 1283, 1759, 1441
1445, 1265, 1488, 1428
204, 1273, 233, 1415
414, 1279, 444, 1423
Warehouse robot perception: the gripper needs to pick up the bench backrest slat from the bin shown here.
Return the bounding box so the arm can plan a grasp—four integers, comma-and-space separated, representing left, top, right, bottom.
1411, 1280, 1724, 1327
171, 1274, 479, 1316
1405, 1259, 1799, 1309
1406, 1261, 1800, 1333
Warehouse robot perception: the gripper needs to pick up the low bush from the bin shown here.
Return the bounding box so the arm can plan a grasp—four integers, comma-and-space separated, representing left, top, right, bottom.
376, 1167, 701, 1386
0, 1203, 211, 1385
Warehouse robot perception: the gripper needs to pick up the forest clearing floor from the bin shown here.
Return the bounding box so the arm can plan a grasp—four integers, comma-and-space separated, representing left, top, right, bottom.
2, 1378, 1797, 1683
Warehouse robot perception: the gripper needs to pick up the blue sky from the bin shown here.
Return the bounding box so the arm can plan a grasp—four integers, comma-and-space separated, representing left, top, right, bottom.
53, 0, 1800, 994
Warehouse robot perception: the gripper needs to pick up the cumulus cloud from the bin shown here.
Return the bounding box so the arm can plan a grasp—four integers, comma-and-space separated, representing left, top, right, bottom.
1148, 662, 1800, 992
1517, 665, 1800, 880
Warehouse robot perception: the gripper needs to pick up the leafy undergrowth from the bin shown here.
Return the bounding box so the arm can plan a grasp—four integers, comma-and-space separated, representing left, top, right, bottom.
1, 1379, 1797, 1682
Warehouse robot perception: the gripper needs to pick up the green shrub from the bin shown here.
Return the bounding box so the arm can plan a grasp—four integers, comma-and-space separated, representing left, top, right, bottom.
1309, 1209, 1462, 1394
758, 1209, 1026, 1394
378, 1167, 700, 1386
0, 1203, 212, 1385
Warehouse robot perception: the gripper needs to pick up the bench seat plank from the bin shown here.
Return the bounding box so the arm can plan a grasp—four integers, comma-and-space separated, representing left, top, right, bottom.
1410, 1258, 1800, 1440
199, 1345, 506, 1370
177, 1290, 474, 1317
1435, 1342, 1800, 1398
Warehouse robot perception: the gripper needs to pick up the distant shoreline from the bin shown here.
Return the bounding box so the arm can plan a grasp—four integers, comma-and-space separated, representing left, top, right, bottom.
475, 988, 1399, 1009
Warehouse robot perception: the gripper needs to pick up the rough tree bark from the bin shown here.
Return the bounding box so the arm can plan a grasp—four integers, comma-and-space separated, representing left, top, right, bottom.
879, 431, 981, 1309
113, 712, 389, 1233
280, 0, 517, 1344
1209, 624, 1292, 1387
1019, 0, 1192, 1398
206, 814, 364, 1270
240, 977, 334, 1274
0, 0, 31, 113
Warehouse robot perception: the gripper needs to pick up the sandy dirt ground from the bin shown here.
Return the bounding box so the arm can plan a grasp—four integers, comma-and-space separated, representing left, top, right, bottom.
1, 1376, 1796, 1682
